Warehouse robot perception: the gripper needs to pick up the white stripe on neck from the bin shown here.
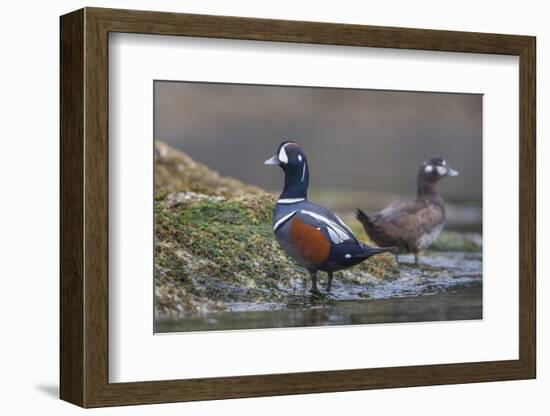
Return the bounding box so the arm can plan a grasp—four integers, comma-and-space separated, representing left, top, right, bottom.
277, 198, 305, 204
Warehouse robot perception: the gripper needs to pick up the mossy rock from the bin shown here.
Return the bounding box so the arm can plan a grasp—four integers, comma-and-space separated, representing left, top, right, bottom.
155, 192, 398, 318
155, 141, 265, 198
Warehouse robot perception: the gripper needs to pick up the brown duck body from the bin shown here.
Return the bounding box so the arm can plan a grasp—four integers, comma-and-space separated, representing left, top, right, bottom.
356, 195, 445, 255
356, 157, 458, 263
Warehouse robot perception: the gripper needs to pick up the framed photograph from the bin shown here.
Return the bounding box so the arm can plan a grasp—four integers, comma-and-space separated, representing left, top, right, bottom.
60, 7, 536, 408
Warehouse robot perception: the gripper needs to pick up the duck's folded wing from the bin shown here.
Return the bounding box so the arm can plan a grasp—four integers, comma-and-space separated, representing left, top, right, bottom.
295, 209, 357, 246
304, 203, 360, 244
374, 201, 444, 239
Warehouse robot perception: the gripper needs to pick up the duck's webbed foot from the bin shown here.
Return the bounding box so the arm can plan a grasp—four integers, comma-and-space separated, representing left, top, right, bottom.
309, 272, 330, 300
309, 271, 319, 294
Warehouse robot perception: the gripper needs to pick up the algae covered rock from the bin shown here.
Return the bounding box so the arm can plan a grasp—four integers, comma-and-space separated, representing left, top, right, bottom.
154, 191, 398, 319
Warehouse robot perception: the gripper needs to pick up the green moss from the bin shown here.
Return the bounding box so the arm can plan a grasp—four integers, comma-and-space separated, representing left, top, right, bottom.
430, 231, 482, 253
154, 192, 399, 318
156, 196, 281, 279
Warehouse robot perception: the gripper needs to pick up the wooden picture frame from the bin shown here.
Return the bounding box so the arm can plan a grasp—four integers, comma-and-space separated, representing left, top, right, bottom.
60, 7, 536, 408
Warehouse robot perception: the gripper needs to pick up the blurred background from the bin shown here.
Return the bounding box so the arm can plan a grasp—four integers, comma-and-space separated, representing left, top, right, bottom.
154, 81, 482, 231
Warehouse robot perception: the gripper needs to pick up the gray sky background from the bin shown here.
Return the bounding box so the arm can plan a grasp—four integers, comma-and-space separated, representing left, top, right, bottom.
154, 81, 482, 202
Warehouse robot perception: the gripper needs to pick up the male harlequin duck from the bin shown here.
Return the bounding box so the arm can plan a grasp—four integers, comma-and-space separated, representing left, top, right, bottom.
265, 141, 393, 294
356, 157, 459, 265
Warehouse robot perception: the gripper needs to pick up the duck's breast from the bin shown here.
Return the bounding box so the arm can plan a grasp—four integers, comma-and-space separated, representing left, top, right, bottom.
274, 213, 331, 271
416, 222, 444, 250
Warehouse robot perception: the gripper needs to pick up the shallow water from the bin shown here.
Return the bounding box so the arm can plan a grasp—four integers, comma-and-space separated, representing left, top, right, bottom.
156, 251, 482, 333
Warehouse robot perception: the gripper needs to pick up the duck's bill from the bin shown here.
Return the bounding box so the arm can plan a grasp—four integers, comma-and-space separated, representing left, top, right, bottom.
264, 155, 280, 165
447, 167, 459, 176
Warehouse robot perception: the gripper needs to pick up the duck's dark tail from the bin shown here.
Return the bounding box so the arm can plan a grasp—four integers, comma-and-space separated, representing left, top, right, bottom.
356, 208, 374, 229
362, 244, 396, 257
349, 244, 396, 259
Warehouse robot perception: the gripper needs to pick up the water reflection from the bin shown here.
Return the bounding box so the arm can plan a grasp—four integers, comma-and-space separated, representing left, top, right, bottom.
156, 283, 482, 333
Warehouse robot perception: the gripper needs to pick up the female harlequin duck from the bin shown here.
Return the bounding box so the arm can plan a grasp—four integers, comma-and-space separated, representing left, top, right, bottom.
356, 157, 459, 265
265, 141, 393, 294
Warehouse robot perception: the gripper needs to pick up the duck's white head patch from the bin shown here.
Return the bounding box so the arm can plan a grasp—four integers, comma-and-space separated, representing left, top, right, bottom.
436, 166, 447, 175
424, 165, 433, 173
278, 144, 289, 164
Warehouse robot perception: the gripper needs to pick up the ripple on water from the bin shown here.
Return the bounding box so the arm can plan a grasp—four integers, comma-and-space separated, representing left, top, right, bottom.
364, 252, 481, 300
225, 251, 482, 309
